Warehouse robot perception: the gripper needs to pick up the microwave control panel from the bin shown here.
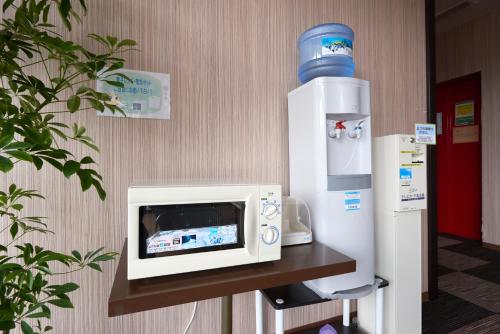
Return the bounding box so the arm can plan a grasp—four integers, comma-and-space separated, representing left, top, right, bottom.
258, 186, 282, 261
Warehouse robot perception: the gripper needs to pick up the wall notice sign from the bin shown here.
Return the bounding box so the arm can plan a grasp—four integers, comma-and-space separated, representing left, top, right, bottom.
96, 69, 170, 120
455, 100, 474, 126
453, 125, 479, 144
415, 123, 436, 145
344, 191, 361, 211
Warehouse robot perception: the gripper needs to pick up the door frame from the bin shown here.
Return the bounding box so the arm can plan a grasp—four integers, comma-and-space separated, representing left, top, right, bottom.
425, 0, 438, 300
426, 1, 483, 298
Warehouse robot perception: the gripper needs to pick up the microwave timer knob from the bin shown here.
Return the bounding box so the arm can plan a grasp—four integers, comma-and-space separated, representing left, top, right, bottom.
262, 203, 279, 220
262, 226, 279, 245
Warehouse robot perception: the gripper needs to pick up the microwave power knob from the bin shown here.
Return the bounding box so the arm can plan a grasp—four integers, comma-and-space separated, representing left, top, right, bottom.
262, 226, 279, 245
262, 204, 279, 220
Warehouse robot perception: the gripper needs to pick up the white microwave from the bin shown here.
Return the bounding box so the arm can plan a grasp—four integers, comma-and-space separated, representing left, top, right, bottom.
127, 184, 282, 279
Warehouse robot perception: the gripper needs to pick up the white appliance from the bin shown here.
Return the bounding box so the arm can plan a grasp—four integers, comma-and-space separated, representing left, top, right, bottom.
288, 76, 374, 295
127, 184, 282, 279
358, 134, 426, 334
281, 197, 312, 246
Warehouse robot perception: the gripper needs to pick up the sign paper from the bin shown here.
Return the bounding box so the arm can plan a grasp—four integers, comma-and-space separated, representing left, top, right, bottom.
415, 123, 436, 145
453, 125, 480, 144
96, 69, 170, 120
455, 100, 474, 126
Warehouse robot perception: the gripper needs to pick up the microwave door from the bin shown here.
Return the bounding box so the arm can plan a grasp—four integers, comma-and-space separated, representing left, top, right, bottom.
138, 202, 245, 259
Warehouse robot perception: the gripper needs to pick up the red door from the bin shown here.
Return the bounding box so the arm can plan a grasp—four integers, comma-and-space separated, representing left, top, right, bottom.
437, 73, 482, 240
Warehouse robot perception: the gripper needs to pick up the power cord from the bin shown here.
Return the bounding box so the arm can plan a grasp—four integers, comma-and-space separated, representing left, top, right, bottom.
182, 301, 198, 334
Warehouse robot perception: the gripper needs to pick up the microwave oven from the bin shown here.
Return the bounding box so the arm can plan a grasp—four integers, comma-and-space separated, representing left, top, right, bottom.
127, 184, 282, 279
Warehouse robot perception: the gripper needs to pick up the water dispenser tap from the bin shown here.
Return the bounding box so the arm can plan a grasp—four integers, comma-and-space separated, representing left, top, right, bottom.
348, 120, 365, 139
328, 120, 346, 139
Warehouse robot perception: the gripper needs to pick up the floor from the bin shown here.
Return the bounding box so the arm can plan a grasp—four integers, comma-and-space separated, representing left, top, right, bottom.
422, 235, 500, 333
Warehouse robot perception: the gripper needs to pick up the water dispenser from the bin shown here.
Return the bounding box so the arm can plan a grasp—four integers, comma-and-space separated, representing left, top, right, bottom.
288, 76, 374, 296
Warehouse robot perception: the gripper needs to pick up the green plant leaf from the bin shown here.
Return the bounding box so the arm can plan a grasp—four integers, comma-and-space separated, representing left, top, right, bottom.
101, 80, 124, 88
4, 142, 31, 150
12, 203, 23, 211
71, 250, 81, 261
80, 140, 99, 152
93, 254, 116, 262
5, 150, 33, 162
0, 131, 14, 148
89, 99, 105, 112
50, 282, 79, 295
80, 156, 95, 164
42, 4, 50, 22
0, 156, 13, 173
67, 95, 81, 112
26, 311, 50, 319
32, 156, 43, 170
76, 86, 90, 95
0, 320, 15, 330
58, 0, 72, 30
78, 0, 87, 12
106, 35, 118, 47
103, 62, 124, 73
9, 222, 18, 239
87, 262, 101, 272
40, 157, 63, 171
92, 179, 106, 200
21, 320, 34, 334
47, 298, 73, 308
117, 39, 137, 48
2, 0, 15, 12
0, 263, 22, 271
34, 265, 52, 275
77, 174, 92, 192
0, 308, 14, 322
62, 160, 80, 178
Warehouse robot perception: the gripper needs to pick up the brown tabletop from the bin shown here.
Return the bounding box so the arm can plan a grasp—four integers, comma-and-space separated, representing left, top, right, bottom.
108, 240, 355, 317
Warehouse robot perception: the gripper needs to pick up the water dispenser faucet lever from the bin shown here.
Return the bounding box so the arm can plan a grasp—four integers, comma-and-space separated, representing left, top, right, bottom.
349, 120, 365, 139
335, 120, 347, 130
328, 120, 347, 139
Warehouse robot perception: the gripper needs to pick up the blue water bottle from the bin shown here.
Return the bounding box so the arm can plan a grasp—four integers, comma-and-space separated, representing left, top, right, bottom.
297, 23, 355, 83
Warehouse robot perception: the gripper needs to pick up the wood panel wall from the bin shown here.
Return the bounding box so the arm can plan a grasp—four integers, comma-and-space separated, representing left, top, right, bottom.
1, 0, 426, 333
436, 4, 500, 246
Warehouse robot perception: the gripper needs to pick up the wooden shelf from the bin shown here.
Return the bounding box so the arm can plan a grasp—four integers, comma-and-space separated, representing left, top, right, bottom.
108, 240, 355, 317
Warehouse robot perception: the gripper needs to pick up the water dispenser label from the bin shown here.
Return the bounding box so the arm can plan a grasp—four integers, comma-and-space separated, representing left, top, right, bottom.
344, 191, 360, 211
321, 37, 353, 57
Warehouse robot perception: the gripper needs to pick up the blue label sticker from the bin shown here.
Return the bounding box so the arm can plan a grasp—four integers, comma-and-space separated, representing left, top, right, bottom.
400, 168, 413, 180
321, 37, 353, 57
344, 191, 361, 211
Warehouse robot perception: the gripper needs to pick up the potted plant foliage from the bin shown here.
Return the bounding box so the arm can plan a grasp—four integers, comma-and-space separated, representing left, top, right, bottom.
0, 1, 136, 332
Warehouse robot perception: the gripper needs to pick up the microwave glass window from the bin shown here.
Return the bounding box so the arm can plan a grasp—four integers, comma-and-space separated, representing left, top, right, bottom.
138, 202, 245, 259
